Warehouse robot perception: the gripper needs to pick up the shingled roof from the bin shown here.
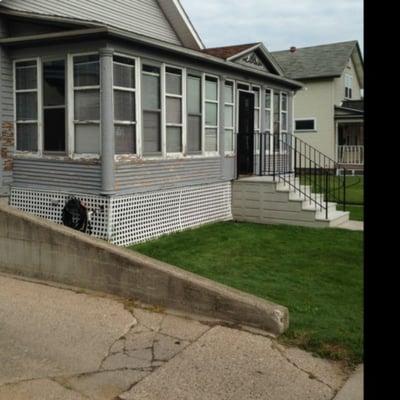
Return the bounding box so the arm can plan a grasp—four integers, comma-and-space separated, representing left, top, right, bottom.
271, 41, 362, 80
202, 43, 260, 59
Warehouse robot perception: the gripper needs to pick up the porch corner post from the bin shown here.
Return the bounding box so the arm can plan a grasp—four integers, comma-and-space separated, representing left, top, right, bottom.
100, 48, 115, 195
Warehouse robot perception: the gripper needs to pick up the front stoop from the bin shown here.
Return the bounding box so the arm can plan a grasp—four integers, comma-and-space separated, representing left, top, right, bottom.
232, 176, 350, 228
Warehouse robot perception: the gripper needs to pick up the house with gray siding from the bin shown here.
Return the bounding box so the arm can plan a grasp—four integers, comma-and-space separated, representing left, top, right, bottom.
0, 0, 350, 245
272, 41, 364, 174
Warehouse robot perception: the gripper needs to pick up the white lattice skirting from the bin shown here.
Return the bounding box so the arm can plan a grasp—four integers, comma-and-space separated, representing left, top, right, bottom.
10, 182, 233, 246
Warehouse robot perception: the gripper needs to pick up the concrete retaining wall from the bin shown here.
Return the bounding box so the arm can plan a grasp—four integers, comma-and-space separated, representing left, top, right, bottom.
0, 203, 289, 336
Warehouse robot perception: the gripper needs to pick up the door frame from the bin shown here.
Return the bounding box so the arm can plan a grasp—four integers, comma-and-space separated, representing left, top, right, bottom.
237, 89, 256, 176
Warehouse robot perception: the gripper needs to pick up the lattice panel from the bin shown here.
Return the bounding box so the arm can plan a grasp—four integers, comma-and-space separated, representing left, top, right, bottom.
10, 183, 233, 246
110, 182, 232, 246
10, 188, 110, 239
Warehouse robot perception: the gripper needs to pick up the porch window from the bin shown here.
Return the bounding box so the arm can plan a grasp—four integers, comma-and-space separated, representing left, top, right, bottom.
265, 89, 272, 132
165, 66, 183, 153
252, 86, 261, 133
204, 76, 219, 152
187, 74, 202, 154
142, 64, 161, 155
15, 60, 39, 152
281, 93, 288, 133
113, 55, 136, 154
345, 74, 353, 99
43, 60, 66, 153
73, 54, 100, 154
224, 80, 235, 153
273, 92, 280, 151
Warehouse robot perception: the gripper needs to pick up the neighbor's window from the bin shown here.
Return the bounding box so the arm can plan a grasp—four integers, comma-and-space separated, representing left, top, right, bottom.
43, 59, 66, 153
204, 75, 219, 152
142, 64, 161, 155
73, 54, 100, 154
113, 55, 136, 154
187, 74, 202, 154
224, 80, 235, 153
345, 74, 353, 99
15, 60, 39, 152
295, 119, 316, 132
281, 93, 288, 132
165, 66, 183, 153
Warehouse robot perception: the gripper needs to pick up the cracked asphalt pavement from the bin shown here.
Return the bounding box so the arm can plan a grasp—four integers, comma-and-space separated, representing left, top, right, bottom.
0, 274, 350, 399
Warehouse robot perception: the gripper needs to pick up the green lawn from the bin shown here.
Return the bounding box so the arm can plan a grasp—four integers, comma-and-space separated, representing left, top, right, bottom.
300, 175, 363, 205
301, 175, 364, 220
131, 222, 363, 366
339, 205, 364, 221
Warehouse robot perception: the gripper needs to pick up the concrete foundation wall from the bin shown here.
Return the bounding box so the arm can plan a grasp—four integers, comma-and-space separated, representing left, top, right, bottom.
0, 203, 289, 336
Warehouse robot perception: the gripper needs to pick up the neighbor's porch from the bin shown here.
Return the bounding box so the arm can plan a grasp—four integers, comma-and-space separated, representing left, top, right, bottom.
335, 104, 364, 173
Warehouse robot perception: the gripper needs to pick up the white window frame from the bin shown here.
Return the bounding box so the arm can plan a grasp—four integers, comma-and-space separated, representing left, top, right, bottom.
280, 92, 288, 133
69, 52, 101, 159
223, 79, 236, 155
294, 118, 317, 132
204, 73, 220, 156
252, 85, 261, 134
113, 53, 140, 158
345, 73, 353, 99
141, 61, 163, 159
163, 64, 186, 157
13, 57, 42, 157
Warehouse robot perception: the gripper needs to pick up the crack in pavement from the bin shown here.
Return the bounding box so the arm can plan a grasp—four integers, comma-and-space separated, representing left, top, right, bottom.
270, 341, 337, 394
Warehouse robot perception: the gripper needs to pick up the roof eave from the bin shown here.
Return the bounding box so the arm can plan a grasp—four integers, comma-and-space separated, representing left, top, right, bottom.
0, 25, 303, 89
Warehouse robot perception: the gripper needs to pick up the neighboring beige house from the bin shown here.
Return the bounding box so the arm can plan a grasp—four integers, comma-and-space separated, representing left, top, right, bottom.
272, 41, 364, 173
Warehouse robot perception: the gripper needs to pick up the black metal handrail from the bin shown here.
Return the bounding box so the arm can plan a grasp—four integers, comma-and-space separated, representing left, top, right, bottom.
236, 132, 348, 220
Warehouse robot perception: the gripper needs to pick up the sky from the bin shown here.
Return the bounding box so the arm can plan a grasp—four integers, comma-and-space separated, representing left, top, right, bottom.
181, 0, 363, 53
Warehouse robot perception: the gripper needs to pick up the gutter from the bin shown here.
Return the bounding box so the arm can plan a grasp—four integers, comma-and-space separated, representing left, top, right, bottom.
0, 25, 303, 90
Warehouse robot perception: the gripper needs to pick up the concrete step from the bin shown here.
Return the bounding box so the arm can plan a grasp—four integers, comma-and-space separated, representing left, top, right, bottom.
315, 210, 350, 226
302, 201, 336, 213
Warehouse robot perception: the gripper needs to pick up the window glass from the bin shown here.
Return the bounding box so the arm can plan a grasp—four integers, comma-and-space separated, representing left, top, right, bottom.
205, 103, 218, 125
74, 55, 99, 87
143, 111, 161, 153
75, 124, 100, 153
16, 61, 37, 90
206, 78, 218, 101
113, 56, 135, 88
142, 72, 160, 110
225, 129, 234, 152
187, 75, 202, 153
16, 93, 37, 120
224, 105, 233, 127
166, 68, 182, 95
205, 128, 218, 152
166, 97, 182, 125
115, 125, 136, 154
187, 115, 201, 153
43, 60, 65, 107
187, 76, 201, 114
74, 90, 100, 121
295, 119, 315, 131
166, 127, 182, 153
114, 90, 135, 121
43, 60, 66, 152
224, 82, 234, 103
16, 124, 38, 152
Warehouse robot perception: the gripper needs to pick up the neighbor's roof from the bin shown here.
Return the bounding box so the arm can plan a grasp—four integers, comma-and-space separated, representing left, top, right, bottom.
271, 41, 363, 80
202, 43, 260, 59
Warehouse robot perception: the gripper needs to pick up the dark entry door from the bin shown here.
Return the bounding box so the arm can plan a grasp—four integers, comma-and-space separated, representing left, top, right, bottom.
237, 91, 255, 175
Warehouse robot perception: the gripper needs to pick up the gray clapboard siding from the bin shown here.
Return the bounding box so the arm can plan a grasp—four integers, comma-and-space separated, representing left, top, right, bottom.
115, 158, 224, 194
0, 0, 181, 46
13, 159, 102, 193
